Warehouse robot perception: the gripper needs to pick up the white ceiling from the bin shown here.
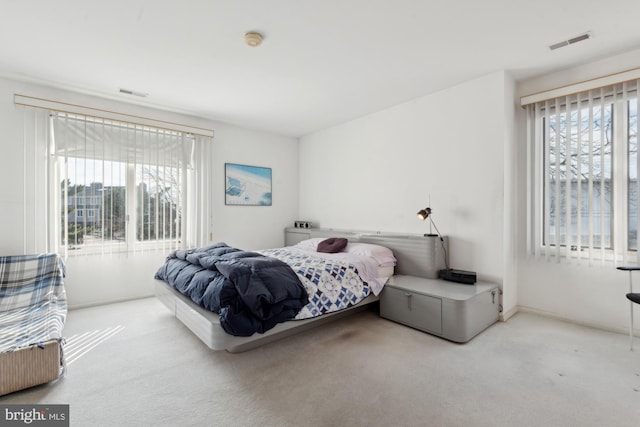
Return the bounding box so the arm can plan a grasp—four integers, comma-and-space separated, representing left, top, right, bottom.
2, 1, 640, 137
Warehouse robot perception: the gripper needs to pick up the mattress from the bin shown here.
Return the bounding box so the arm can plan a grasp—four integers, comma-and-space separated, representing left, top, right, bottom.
377, 265, 395, 278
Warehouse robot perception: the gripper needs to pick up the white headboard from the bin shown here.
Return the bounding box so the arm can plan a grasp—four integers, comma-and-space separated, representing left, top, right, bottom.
288, 228, 448, 279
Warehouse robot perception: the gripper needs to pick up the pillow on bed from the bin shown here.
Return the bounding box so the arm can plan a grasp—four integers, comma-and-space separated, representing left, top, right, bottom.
317, 237, 348, 253
293, 238, 325, 250
344, 242, 397, 266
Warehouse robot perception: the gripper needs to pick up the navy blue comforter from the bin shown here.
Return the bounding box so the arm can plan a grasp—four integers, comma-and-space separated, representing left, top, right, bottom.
155, 243, 308, 336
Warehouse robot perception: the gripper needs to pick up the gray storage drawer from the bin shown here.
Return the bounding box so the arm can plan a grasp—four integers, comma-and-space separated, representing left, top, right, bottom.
380, 285, 442, 335
380, 275, 500, 343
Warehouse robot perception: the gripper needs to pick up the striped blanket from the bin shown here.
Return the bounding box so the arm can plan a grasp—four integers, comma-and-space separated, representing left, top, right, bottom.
0, 253, 67, 353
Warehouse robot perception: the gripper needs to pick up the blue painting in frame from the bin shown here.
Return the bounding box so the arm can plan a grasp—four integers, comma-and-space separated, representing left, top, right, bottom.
225, 163, 272, 206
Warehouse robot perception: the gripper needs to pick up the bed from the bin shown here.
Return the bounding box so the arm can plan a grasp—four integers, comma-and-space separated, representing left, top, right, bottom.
155, 229, 438, 352
0, 253, 67, 395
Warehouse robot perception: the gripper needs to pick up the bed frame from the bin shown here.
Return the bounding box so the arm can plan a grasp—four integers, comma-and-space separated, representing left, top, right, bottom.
155, 229, 440, 352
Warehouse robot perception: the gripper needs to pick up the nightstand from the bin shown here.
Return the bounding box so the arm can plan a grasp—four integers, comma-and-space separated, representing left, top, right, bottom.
380, 274, 500, 342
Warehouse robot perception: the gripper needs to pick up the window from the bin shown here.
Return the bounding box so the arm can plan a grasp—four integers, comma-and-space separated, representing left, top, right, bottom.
53, 113, 189, 255
527, 80, 640, 264
18, 98, 214, 257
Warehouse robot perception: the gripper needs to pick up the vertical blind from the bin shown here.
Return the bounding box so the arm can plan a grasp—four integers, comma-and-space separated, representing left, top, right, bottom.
21, 105, 214, 257
525, 80, 640, 265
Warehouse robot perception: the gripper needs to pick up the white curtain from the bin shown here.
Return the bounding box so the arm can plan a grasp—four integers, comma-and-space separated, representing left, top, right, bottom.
185, 134, 214, 249
21, 108, 55, 254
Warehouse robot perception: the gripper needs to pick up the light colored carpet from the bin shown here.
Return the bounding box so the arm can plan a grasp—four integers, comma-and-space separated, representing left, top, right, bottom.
2, 297, 640, 427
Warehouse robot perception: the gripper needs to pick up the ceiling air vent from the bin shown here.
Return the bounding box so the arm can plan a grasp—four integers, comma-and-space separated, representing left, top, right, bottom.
549, 32, 592, 51
119, 88, 149, 97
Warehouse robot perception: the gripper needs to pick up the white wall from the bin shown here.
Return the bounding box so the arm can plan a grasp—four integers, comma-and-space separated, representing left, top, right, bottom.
212, 122, 299, 250
0, 77, 299, 308
299, 71, 516, 315
515, 48, 640, 333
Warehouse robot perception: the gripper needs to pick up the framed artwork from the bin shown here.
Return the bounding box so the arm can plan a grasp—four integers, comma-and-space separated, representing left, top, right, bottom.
225, 163, 272, 206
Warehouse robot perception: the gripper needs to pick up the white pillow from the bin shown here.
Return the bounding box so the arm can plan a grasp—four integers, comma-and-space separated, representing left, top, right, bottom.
292, 238, 325, 250
343, 242, 396, 266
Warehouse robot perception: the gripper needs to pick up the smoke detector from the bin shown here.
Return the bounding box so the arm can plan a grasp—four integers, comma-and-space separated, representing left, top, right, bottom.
244, 32, 263, 47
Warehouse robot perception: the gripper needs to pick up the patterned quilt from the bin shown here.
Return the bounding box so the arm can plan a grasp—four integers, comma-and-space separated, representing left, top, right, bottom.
258, 248, 371, 320
0, 253, 67, 353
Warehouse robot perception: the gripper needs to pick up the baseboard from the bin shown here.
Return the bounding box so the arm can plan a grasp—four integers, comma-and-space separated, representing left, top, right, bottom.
500, 306, 519, 322
517, 305, 631, 336
68, 294, 154, 311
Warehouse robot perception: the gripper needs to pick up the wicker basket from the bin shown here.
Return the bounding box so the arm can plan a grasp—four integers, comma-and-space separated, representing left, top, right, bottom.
0, 340, 62, 396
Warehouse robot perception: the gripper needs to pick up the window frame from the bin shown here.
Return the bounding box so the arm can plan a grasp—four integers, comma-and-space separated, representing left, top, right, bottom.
528, 81, 640, 264
53, 115, 188, 257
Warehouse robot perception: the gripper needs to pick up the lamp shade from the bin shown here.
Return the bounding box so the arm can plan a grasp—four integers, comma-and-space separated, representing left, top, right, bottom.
417, 207, 432, 221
